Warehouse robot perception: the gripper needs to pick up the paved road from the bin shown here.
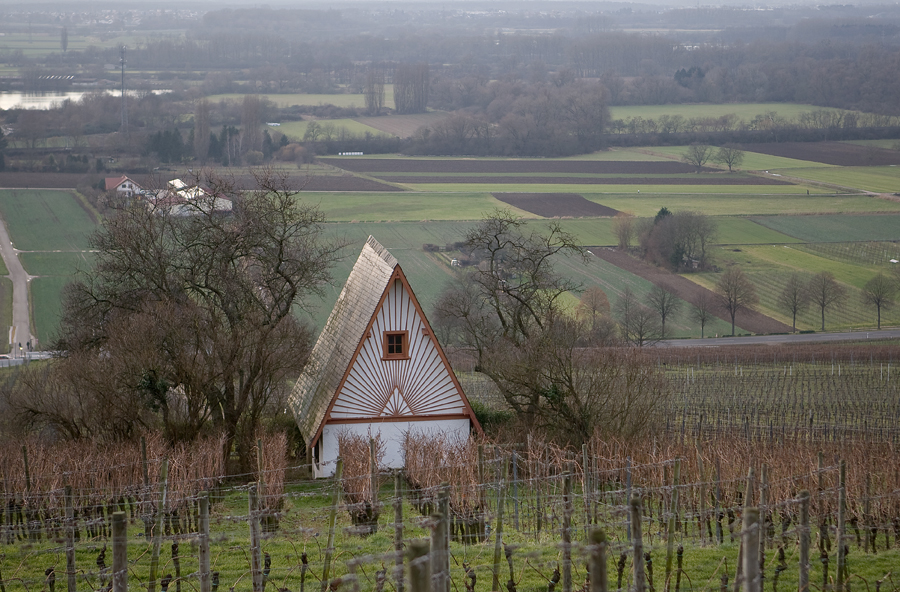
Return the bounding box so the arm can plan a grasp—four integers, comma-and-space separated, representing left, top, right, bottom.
660, 329, 900, 347
0, 215, 34, 356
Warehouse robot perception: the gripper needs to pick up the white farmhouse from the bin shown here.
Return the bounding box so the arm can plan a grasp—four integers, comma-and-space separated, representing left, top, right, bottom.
104, 175, 141, 198
289, 236, 481, 478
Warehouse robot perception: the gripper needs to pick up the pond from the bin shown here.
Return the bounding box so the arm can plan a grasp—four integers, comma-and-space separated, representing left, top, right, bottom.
0, 89, 170, 110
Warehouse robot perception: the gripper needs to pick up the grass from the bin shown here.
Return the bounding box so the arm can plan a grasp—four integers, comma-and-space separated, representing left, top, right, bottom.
640, 145, 833, 171
0, 277, 11, 354
206, 87, 395, 109
276, 119, 388, 141
751, 213, 900, 242
30, 275, 69, 345
19, 252, 94, 277
296, 192, 529, 222
399, 182, 817, 194
0, 190, 97, 251
776, 166, 900, 194
609, 102, 851, 121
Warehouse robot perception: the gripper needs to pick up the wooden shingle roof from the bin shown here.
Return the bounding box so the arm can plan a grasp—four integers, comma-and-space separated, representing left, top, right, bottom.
289, 236, 399, 440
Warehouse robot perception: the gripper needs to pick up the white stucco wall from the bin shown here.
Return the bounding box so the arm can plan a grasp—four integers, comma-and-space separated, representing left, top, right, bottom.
314, 419, 471, 478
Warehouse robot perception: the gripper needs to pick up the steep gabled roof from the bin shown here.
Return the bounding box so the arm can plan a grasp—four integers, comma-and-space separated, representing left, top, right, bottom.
105, 175, 138, 191
289, 236, 481, 447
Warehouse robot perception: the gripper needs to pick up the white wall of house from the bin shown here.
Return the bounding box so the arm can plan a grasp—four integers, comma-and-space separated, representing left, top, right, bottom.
314, 419, 471, 478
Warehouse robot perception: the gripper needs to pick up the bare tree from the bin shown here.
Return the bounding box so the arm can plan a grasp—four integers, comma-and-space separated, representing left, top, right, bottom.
716, 266, 757, 336
241, 95, 263, 154
394, 63, 429, 114
806, 271, 846, 331
861, 273, 895, 330
777, 273, 810, 333
689, 291, 715, 338
56, 169, 345, 470
682, 144, 712, 171
613, 213, 634, 250
60, 26, 68, 53
646, 285, 681, 338
714, 145, 744, 172
575, 286, 610, 331
193, 99, 211, 163
615, 287, 662, 346
364, 67, 385, 116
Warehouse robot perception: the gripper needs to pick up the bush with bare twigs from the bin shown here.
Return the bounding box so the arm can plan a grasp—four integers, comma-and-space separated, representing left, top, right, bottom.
337, 433, 385, 534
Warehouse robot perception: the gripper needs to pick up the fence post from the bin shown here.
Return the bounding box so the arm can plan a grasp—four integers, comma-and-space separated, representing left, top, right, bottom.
148, 458, 169, 592
836, 460, 846, 592
491, 454, 508, 592
199, 492, 211, 592
408, 539, 431, 592
590, 528, 608, 592
370, 439, 380, 520
759, 464, 768, 586
696, 447, 707, 546
742, 508, 761, 592
799, 491, 810, 592
112, 512, 127, 592
632, 495, 645, 592
249, 486, 264, 592
583, 444, 591, 539
432, 483, 450, 592
321, 459, 344, 592
734, 467, 755, 592
665, 459, 681, 592
512, 450, 520, 532
563, 470, 573, 592
625, 457, 633, 542
394, 470, 404, 592
65, 485, 76, 592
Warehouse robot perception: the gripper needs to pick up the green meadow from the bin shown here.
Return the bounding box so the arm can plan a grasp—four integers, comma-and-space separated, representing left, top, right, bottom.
276, 119, 388, 140
0, 190, 96, 251
206, 87, 395, 109
609, 102, 850, 121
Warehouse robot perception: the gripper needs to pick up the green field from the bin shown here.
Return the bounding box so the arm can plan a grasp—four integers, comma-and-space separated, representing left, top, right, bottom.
0, 190, 97, 251
0, 277, 10, 354
206, 87, 395, 109
31, 275, 70, 345
276, 119, 388, 141
609, 103, 850, 121
642, 146, 833, 171
400, 182, 818, 194
751, 213, 900, 242
19, 251, 95, 277
296, 192, 531, 221
775, 166, 900, 193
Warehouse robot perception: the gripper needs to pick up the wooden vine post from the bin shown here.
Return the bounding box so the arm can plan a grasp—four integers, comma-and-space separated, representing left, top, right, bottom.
563, 469, 573, 592
589, 528, 608, 592
799, 491, 810, 592
836, 460, 846, 592
631, 495, 645, 592
491, 454, 508, 592
407, 539, 431, 592
742, 509, 761, 592
65, 485, 76, 592
148, 458, 169, 592
665, 459, 681, 592
112, 512, 127, 592
321, 459, 344, 592
394, 470, 404, 592
249, 485, 264, 592
199, 492, 211, 592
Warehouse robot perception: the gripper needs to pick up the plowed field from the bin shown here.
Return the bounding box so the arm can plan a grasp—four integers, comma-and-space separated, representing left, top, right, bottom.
747, 142, 900, 166
320, 158, 708, 174
492, 193, 620, 217
377, 175, 791, 185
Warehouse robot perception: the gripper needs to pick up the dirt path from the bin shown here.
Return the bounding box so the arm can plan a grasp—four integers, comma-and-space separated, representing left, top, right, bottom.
589, 248, 794, 335
0, 215, 35, 352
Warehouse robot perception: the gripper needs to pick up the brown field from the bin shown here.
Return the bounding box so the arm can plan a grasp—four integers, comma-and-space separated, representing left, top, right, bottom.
747, 141, 900, 166
0, 172, 99, 188
492, 193, 620, 217
590, 247, 793, 335
353, 112, 450, 137
320, 158, 709, 174
376, 175, 792, 185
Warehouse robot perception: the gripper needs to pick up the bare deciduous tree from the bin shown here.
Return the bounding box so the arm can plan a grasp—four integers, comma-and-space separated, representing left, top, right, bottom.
646, 285, 681, 338
777, 273, 810, 333
716, 266, 758, 336
613, 213, 634, 250
55, 169, 345, 470
689, 291, 715, 338
806, 271, 846, 331
682, 144, 712, 171
861, 273, 895, 330
615, 287, 662, 346
714, 145, 744, 172
575, 286, 610, 330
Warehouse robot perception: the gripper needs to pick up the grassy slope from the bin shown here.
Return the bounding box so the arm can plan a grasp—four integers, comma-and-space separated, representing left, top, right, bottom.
752, 213, 900, 242
0, 189, 96, 250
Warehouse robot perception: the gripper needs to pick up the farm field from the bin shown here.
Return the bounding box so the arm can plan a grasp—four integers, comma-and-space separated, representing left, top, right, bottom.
275, 118, 388, 141
206, 87, 395, 109
0, 190, 96, 251
295, 192, 531, 221
776, 166, 900, 194
353, 111, 449, 137
608, 102, 852, 121
751, 213, 900, 242
642, 146, 835, 171
30, 275, 72, 345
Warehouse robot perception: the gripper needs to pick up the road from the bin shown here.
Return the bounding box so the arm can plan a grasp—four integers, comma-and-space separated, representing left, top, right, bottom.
0, 214, 34, 357
660, 329, 900, 347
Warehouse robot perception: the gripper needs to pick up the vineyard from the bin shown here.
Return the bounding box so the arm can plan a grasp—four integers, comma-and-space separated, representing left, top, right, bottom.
2, 345, 900, 592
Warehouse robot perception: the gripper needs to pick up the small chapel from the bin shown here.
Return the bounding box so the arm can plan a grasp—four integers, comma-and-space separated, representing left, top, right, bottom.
289, 236, 481, 477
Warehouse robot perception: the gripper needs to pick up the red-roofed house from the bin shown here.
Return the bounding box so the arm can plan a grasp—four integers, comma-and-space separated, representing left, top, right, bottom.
104, 175, 141, 198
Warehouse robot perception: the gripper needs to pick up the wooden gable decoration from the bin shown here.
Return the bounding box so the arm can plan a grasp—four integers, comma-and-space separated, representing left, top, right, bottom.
289, 236, 481, 475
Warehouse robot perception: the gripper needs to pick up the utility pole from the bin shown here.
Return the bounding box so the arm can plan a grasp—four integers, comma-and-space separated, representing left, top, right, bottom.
120, 46, 128, 135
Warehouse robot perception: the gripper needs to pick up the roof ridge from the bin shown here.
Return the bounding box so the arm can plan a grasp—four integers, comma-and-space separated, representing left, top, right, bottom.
365, 235, 399, 269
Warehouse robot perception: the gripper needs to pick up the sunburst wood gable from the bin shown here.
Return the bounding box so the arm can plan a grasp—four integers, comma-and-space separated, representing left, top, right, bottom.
289, 235, 482, 451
